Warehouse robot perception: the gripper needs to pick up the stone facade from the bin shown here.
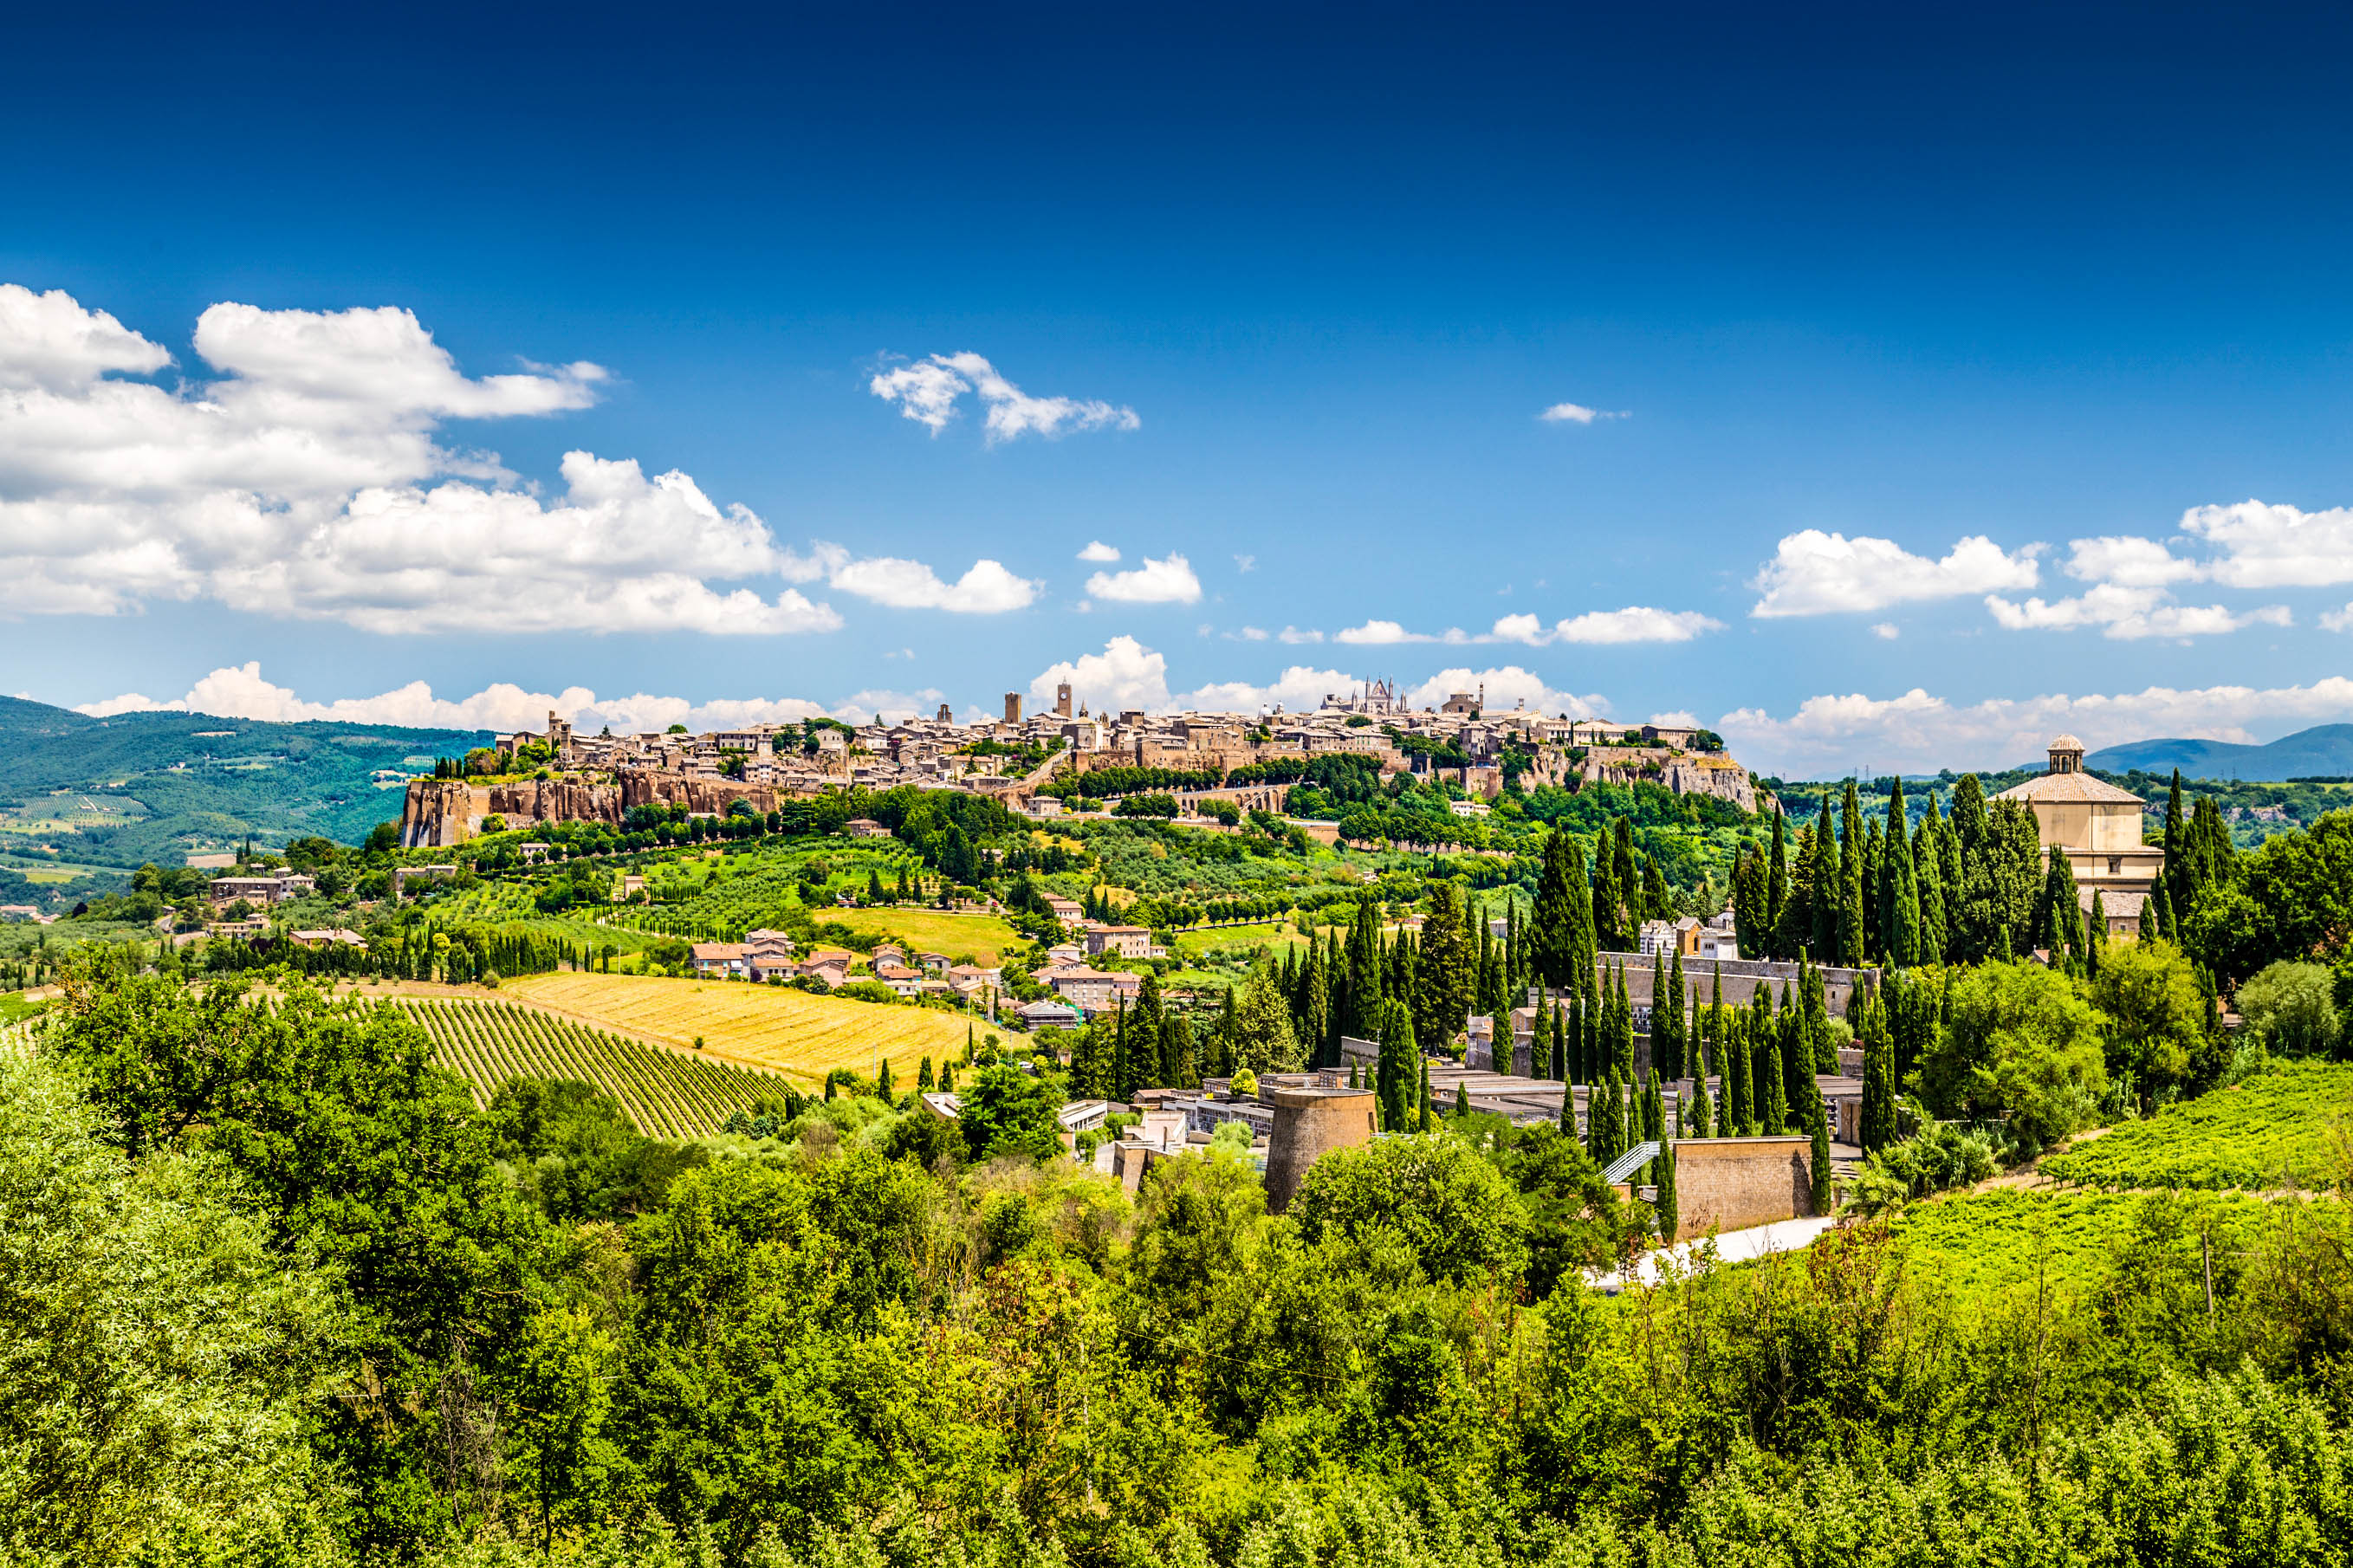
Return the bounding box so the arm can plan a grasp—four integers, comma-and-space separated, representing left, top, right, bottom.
1260, 1082, 1377, 1213
1667, 1136, 1817, 1241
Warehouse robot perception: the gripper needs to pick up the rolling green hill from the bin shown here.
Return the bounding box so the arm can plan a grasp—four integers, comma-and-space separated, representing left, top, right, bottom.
0, 696, 488, 871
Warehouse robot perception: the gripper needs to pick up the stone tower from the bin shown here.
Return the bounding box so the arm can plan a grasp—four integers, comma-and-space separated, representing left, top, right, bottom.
1261, 1081, 1378, 1213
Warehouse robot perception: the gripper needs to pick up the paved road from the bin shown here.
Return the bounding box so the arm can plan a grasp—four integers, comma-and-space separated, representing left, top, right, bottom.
1591, 1215, 1839, 1292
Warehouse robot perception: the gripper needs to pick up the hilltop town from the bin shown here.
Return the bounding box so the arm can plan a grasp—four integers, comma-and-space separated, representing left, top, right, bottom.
399, 678, 1761, 846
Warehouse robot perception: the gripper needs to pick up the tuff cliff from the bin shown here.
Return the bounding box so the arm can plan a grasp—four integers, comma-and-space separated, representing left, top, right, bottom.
398, 773, 794, 847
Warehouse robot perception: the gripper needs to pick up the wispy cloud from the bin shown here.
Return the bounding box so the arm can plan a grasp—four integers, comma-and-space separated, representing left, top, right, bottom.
870, 350, 1138, 443
1539, 402, 1628, 424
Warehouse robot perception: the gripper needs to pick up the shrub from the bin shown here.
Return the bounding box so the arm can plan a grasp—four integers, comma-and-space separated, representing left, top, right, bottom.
2237, 960, 2341, 1058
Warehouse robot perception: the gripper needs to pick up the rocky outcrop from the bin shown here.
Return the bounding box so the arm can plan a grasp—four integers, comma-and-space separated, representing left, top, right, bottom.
398, 770, 798, 848
1577, 747, 1758, 813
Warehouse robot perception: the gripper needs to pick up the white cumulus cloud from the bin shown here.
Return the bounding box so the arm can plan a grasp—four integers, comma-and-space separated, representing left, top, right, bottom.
1719, 677, 2353, 779
1077, 541, 1121, 562
2324, 603, 2353, 633
825, 554, 1039, 614
1026, 643, 1609, 721
68, 662, 924, 733
1029, 636, 1172, 714
1985, 584, 2290, 641
1750, 530, 2042, 618
1086, 553, 1202, 605
1489, 606, 1725, 645
2181, 500, 2353, 588
0, 284, 867, 636
1335, 620, 1471, 645
869, 351, 1138, 443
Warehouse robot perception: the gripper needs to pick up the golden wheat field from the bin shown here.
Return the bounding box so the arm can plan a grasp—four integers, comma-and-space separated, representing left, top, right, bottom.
505, 971, 986, 1087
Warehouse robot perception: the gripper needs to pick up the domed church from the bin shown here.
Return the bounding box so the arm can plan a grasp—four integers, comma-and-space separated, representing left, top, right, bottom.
1990, 735, 2165, 939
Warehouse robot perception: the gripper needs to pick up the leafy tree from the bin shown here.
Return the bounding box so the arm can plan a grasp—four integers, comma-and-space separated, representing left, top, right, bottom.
2236, 960, 2341, 1058
1287, 1135, 1528, 1287
2181, 810, 2353, 985
2088, 937, 2205, 1111
1230, 952, 1302, 1074
1921, 960, 2107, 1150
0, 1051, 342, 1563
958, 1063, 1066, 1162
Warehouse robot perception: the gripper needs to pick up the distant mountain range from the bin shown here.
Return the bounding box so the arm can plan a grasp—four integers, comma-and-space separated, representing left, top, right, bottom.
2084, 723, 2353, 781
0, 696, 489, 871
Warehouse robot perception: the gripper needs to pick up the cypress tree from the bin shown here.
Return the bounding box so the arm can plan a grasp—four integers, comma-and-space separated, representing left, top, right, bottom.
1811, 791, 1841, 962
1839, 781, 1867, 968
1612, 816, 1640, 932
1529, 984, 1551, 1079
1663, 948, 1688, 1080
1807, 1088, 1832, 1214
1775, 822, 1817, 962
1724, 1008, 1753, 1134
1415, 880, 1473, 1054
1766, 808, 1789, 957
1418, 1057, 1433, 1132
917, 1056, 935, 1093
1690, 1070, 1714, 1137
1377, 1000, 1417, 1131
2162, 768, 2188, 915
1706, 961, 1725, 1081
1591, 833, 1627, 955
1757, 1030, 1788, 1136
1531, 829, 1586, 989
2149, 879, 2175, 943
877, 1058, 894, 1099
1884, 776, 1920, 967
1455, 1079, 1472, 1118
1861, 1022, 1895, 1153
1733, 843, 1766, 959
1655, 1143, 1679, 1242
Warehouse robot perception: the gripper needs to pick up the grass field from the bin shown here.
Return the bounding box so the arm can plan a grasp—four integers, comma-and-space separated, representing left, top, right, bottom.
1170, 921, 1306, 959
396, 997, 781, 1137
826, 907, 1021, 967
2040, 1060, 2353, 1192
1890, 1187, 2288, 1301
507, 970, 985, 1087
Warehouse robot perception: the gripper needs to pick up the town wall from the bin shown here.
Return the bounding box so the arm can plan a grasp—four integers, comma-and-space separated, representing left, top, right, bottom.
1667, 1136, 1816, 1241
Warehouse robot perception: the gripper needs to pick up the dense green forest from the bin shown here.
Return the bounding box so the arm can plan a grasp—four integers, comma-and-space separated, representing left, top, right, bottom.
12, 950, 2353, 1567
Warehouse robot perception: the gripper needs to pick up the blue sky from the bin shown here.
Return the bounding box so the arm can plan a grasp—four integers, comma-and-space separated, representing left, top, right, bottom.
5, 1, 2352, 774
